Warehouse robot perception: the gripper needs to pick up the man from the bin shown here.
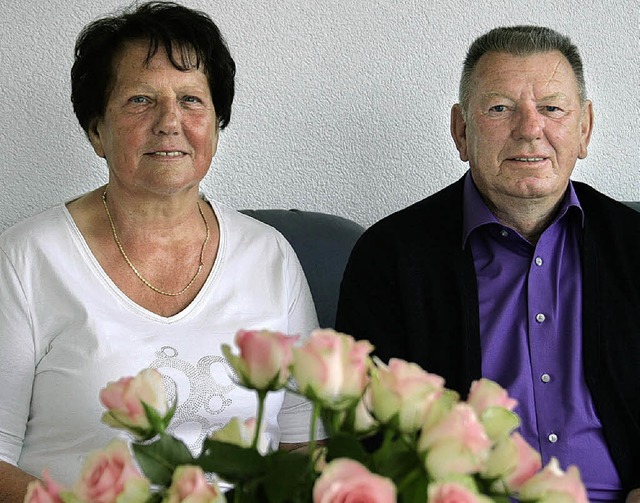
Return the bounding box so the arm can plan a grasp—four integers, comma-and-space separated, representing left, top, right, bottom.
336, 26, 640, 502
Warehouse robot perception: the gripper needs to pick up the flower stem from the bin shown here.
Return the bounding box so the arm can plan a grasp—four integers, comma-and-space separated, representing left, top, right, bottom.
395, 467, 421, 493
252, 390, 267, 450
380, 427, 395, 452
308, 401, 321, 458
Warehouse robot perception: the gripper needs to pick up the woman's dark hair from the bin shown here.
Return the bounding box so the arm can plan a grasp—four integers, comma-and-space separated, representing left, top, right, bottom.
71, 1, 236, 135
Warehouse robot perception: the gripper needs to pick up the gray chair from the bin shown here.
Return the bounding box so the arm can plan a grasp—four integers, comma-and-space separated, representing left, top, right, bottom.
240, 209, 365, 329
623, 201, 640, 213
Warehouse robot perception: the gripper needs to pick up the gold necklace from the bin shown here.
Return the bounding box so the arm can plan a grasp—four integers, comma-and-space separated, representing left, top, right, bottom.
101, 185, 210, 297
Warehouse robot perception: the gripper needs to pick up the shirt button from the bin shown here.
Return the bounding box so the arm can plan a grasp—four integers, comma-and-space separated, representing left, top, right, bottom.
535, 257, 543, 266
548, 433, 558, 443
500, 229, 509, 238
541, 373, 551, 383
536, 313, 546, 323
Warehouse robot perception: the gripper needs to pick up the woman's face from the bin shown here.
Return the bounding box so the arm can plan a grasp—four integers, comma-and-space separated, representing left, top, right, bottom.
89, 40, 218, 198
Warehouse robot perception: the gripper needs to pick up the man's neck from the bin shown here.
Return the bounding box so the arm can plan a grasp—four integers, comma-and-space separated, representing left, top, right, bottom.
486, 195, 564, 245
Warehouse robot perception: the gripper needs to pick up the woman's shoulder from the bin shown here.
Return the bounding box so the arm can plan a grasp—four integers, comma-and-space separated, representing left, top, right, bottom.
209, 200, 291, 243
207, 200, 298, 273
0, 204, 71, 252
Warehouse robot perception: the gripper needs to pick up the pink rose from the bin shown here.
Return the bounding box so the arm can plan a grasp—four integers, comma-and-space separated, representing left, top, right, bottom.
291, 329, 373, 410
368, 358, 445, 433
467, 379, 517, 415
484, 432, 542, 492
100, 368, 169, 438
331, 394, 380, 436
351, 395, 379, 434
519, 458, 588, 503
466, 379, 519, 441
73, 440, 151, 503
428, 481, 493, 503
24, 471, 64, 503
164, 465, 226, 503
313, 458, 396, 503
419, 403, 492, 478
221, 329, 297, 391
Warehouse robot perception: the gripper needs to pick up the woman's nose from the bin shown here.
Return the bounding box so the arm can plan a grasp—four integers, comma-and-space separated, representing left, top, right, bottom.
153, 99, 180, 135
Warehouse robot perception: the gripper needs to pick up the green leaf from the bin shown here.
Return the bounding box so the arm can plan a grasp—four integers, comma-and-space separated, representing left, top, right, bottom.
372, 437, 422, 483
263, 450, 314, 503
60, 491, 82, 503
162, 401, 177, 430
197, 439, 266, 482
144, 493, 164, 503
397, 472, 428, 503
142, 401, 165, 435
132, 433, 195, 486
228, 486, 263, 503
325, 432, 369, 465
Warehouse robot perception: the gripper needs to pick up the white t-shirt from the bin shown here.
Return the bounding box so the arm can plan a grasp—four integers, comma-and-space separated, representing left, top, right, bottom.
0, 199, 321, 486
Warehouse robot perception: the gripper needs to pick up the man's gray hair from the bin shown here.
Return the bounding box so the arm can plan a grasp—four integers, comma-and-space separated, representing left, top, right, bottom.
458, 26, 587, 115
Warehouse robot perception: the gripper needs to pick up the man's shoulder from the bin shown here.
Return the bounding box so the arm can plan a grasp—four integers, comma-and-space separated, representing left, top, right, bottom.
366, 179, 464, 238
574, 181, 640, 228
349, 179, 465, 263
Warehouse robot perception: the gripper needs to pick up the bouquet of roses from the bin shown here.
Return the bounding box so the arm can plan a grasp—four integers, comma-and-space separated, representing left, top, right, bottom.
25, 329, 588, 503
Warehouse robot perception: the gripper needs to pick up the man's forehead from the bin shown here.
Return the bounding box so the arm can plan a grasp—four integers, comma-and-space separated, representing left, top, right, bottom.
471, 51, 579, 92
474, 50, 571, 72
479, 89, 571, 102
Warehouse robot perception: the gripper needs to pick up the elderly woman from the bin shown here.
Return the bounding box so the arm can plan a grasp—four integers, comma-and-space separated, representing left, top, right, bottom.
0, 2, 321, 500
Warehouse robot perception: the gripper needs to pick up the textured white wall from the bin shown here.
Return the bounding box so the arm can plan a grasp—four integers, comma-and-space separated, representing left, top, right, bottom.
1, 0, 638, 231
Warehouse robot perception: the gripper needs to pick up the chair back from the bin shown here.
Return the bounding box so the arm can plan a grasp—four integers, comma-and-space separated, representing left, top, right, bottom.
623, 201, 640, 213
240, 209, 365, 329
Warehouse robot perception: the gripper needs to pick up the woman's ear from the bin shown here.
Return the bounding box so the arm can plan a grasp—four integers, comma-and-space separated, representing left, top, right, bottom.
87, 119, 106, 158
450, 104, 469, 162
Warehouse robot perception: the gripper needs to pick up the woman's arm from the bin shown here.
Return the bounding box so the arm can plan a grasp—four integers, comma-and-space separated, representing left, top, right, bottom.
0, 461, 38, 503
627, 488, 640, 503
0, 247, 38, 502
278, 439, 327, 454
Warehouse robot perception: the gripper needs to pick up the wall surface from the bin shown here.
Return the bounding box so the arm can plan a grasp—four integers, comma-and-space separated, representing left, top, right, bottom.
1, 0, 638, 231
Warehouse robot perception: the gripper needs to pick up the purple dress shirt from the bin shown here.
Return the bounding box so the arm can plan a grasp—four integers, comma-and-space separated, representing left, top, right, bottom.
462, 173, 621, 501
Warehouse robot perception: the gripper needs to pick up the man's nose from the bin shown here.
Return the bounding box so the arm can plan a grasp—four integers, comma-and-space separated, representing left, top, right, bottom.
512, 105, 543, 141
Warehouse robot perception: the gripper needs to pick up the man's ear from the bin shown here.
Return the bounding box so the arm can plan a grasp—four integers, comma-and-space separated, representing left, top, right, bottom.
578, 100, 594, 159
87, 119, 106, 158
450, 104, 469, 162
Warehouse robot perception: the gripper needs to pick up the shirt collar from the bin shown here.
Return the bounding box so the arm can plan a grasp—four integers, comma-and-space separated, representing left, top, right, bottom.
461, 171, 584, 249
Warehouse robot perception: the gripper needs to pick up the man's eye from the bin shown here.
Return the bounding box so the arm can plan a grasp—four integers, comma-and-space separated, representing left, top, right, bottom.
489, 105, 507, 113
129, 96, 150, 104
183, 96, 201, 103
544, 106, 561, 112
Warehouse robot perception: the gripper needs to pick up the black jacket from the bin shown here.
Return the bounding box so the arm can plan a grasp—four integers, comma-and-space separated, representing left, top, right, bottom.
336, 178, 640, 497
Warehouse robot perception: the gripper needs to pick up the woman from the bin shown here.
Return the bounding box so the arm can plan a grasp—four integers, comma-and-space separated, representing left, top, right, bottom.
0, 2, 321, 500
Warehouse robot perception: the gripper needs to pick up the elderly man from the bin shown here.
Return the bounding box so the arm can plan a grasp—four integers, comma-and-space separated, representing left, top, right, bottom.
336, 26, 639, 502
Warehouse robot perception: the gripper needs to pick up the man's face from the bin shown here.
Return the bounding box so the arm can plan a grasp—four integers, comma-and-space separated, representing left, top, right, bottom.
451, 50, 593, 210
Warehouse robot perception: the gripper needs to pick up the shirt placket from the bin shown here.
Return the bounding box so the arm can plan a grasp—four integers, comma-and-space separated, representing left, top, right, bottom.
527, 235, 563, 465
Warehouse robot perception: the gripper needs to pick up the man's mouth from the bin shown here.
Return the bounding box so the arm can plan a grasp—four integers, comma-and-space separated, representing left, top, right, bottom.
148, 151, 186, 157
512, 157, 545, 162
